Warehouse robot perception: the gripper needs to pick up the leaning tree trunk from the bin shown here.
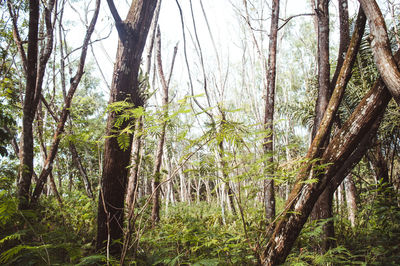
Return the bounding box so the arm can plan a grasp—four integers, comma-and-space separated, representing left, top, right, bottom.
263, 0, 279, 222
261, 48, 398, 265
96, 0, 157, 256
260, 9, 367, 264
358, 0, 400, 106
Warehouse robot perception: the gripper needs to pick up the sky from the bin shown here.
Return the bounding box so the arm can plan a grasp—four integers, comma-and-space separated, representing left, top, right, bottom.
62, 0, 364, 102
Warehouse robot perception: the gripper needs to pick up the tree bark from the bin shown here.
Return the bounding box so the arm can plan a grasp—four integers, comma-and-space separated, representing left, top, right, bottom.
367, 144, 389, 185
17, 0, 40, 210
344, 175, 357, 227
96, 0, 157, 255
263, 0, 279, 221
358, 0, 400, 106
311, 0, 330, 139
260, 9, 368, 264
151, 27, 169, 226
310, 0, 350, 252
261, 48, 396, 264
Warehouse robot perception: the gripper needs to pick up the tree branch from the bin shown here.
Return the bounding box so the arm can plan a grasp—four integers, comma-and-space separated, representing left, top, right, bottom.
278, 13, 315, 31
106, 0, 126, 41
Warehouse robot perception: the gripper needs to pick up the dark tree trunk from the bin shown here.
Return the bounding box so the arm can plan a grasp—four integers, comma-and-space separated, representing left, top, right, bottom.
311, 0, 330, 139
263, 0, 279, 221
18, 0, 40, 210
310, 0, 350, 252
309, 0, 332, 252
368, 144, 389, 185
96, 0, 157, 255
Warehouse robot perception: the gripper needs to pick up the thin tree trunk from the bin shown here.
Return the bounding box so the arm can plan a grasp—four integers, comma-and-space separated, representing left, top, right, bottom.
311, 0, 330, 139
69, 142, 94, 199
309, 0, 333, 252
17, 0, 40, 210
344, 174, 357, 227
260, 10, 368, 264
125, 117, 143, 211
311, 0, 351, 252
31, 0, 100, 204
263, 0, 279, 222
151, 27, 169, 226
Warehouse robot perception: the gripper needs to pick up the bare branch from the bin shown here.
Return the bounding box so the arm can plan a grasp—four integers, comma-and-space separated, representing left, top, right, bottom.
7, 2, 27, 73
278, 13, 315, 31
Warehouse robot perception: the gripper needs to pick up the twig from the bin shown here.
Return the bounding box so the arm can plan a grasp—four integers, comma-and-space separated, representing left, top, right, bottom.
278, 13, 315, 31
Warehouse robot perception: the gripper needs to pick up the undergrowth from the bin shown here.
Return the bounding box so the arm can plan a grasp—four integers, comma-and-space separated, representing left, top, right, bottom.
1, 179, 400, 265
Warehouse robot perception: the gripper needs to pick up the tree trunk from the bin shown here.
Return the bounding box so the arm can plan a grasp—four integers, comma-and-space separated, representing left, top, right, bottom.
96, 0, 157, 255
309, 0, 331, 252
260, 10, 368, 264
311, 0, 330, 139
125, 117, 143, 211
263, 0, 279, 222
261, 49, 396, 264
17, 0, 40, 210
344, 174, 357, 227
152, 27, 169, 226
31, 0, 100, 204
358, 0, 400, 106
310, 0, 350, 252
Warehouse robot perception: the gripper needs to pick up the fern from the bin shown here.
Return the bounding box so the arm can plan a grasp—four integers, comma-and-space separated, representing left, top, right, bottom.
0, 244, 51, 264
117, 133, 131, 151
0, 232, 21, 246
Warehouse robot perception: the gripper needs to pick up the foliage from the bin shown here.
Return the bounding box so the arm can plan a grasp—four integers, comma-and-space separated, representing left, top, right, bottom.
137, 202, 257, 265
0, 189, 97, 265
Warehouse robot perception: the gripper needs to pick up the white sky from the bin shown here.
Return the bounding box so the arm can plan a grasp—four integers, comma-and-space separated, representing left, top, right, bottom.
62, 0, 365, 100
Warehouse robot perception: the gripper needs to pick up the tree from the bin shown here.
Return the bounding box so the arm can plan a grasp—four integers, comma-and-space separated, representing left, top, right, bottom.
96, 0, 158, 256
263, 0, 279, 221
260, 2, 400, 261
310, 0, 350, 252
12, 0, 55, 210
